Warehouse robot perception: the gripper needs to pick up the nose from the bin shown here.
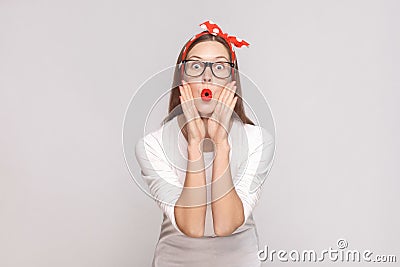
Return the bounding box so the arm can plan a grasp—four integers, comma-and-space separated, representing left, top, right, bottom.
202, 65, 212, 83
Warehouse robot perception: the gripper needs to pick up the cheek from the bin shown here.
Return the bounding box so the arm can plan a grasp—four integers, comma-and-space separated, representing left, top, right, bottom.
213, 90, 221, 99
213, 89, 223, 100
188, 83, 201, 97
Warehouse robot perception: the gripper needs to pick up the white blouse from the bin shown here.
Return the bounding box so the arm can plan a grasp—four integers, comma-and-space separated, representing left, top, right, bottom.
135, 115, 274, 237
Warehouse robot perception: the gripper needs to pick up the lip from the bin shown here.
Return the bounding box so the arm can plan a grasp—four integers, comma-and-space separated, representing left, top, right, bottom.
201, 88, 212, 101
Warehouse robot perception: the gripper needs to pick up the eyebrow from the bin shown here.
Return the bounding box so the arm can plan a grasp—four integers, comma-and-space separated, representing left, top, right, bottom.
187, 55, 230, 61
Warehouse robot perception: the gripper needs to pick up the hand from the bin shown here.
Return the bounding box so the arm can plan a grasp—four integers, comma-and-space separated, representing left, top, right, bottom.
179, 80, 206, 147
207, 81, 238, 146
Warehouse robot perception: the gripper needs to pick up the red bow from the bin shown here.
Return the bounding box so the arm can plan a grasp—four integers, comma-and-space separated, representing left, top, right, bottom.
181, 20, 250, 62
199, 20, 250, 48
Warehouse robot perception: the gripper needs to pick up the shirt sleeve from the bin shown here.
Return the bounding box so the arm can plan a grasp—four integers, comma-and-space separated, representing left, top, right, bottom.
134, 133, 185, 235
234, 126, 275, 228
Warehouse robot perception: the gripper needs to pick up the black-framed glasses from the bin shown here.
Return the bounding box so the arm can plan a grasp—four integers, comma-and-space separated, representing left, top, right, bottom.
181, 59, 235, 79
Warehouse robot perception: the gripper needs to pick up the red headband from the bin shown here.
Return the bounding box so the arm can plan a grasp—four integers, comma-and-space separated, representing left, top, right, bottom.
181, 20, 250, 62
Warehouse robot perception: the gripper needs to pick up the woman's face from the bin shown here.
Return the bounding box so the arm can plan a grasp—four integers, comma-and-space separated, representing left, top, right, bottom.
183, 41, 233, 116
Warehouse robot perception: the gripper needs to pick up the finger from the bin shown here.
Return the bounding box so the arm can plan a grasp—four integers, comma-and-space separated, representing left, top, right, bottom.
225, 80, 236, 93
182, 80, 193, 104
182, 80, 201, 120
181, 81, 193, 109
214, 91, 223, 114
179, 95, 186, 108
225, 85, 237, 107
220, 96, 237, 128
182, 80, 196, 109
182, 80, 190, 104
209, 102, 220, 127
230, 80, 237, 90
184, 80, 195, 100
180, 95, 189, 117
181, 80, 189, 101
180, 90, 196, 122
229, 96, 238, 111
221, 88, 236, 117
181, 86, 203, 138
230, 81, 237, 94
214, 102, 222, 120
220, 81, 235, 105
218, 85, 228, 106
223, 96, 238, 125
180, 95, 191, 115
215, 81, 233, 116
179, 85, 188, 103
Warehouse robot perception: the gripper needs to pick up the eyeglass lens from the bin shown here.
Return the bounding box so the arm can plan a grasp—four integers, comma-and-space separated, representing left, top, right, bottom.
184, 61, 232, 78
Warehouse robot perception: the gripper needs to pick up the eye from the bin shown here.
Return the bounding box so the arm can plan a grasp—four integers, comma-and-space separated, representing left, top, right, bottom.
192, 63, 201, 69
214, 63, 226, 70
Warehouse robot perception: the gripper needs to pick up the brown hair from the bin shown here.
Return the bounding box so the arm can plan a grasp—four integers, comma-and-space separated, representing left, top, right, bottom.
161, 33, 254, 125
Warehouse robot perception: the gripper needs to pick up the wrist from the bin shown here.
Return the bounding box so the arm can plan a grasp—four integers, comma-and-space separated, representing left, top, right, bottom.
214, 140, 230, 151
188, 142, 204, 153
187, 143, 204, 163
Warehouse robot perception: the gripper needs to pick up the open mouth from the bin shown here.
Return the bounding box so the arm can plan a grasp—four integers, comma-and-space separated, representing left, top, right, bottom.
201, 88, 212, 101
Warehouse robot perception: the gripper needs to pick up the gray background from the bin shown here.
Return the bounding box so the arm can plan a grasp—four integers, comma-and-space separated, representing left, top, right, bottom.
1, 0, 399, 266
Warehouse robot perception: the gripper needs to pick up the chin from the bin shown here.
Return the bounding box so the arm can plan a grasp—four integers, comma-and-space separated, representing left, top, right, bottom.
194, 100, 216, 115
197, 107, 214, 117
198, 109, 212, 116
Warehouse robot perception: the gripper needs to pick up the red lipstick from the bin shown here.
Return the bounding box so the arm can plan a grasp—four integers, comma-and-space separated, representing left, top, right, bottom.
201, 88, 212, 101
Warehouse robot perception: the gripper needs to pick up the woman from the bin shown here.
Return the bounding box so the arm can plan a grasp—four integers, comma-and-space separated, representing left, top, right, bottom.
135, 20, 275, 266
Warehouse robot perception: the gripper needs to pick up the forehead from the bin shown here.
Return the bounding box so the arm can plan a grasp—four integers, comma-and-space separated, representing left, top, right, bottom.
186, 41, 230, 60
